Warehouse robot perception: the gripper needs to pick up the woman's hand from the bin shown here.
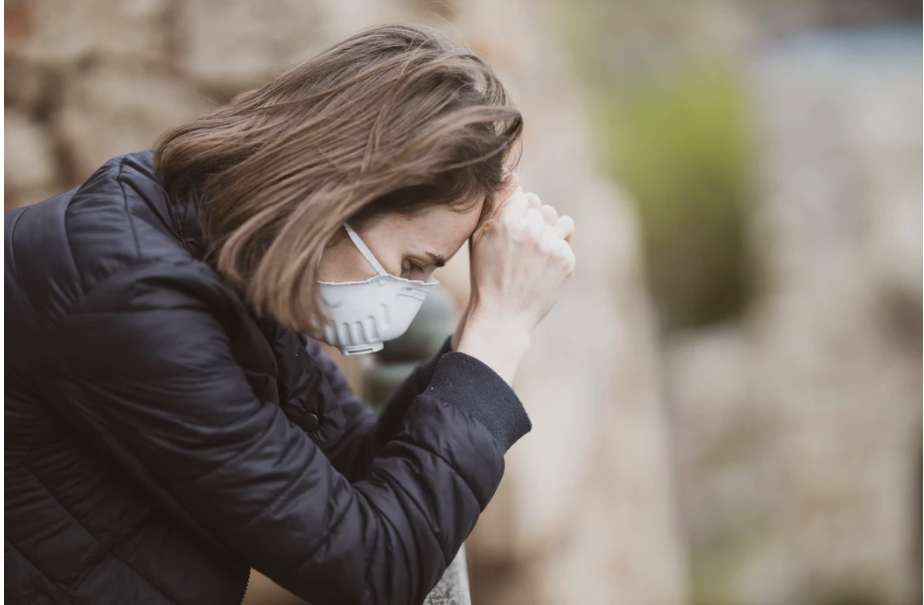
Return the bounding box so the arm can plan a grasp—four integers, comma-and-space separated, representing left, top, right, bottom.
455, 173, 576, 384
451, 173, 573, 352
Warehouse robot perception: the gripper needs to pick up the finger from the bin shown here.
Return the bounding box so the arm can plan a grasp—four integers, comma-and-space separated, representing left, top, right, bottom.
542, 221, 558, 244
560, 240, 576, 276
525, 192, 542, 210
540, 204, 558, 225
524, 207, 545, 233
553, 215, 575, 243
551, 234, 575, 269
498, 186, 528, 219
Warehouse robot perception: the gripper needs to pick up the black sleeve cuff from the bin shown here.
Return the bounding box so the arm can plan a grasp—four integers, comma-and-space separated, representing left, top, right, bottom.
424, 351, 532, 452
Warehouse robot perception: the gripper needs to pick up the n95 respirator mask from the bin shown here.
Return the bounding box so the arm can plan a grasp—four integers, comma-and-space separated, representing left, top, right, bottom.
307, 222, 438, 355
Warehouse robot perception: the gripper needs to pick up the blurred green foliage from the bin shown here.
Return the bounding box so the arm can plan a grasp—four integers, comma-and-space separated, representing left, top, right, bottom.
688, 525, 768, 605
594, 66, 756, 332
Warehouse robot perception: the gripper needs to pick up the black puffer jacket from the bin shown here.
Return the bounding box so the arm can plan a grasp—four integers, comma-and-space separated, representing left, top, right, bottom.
5, 150, 531, 605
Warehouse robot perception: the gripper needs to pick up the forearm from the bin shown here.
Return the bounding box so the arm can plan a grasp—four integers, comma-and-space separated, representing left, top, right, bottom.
456, 307, 531, 386
277, 352, 531, 603
316, 335, 454, 480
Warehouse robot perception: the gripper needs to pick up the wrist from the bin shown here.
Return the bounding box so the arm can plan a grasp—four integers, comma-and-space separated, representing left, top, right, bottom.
457, 306, 531, 384
467, 303, 533, 340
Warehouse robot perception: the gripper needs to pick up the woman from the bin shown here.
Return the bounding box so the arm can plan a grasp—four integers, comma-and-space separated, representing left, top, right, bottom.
5, 24, 575, 605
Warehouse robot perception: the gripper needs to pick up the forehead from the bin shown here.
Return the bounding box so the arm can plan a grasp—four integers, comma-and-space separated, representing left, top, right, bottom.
380, 201, 485, 257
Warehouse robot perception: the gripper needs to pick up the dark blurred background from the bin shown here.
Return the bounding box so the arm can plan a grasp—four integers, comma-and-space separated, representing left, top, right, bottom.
5, 1, 921, 604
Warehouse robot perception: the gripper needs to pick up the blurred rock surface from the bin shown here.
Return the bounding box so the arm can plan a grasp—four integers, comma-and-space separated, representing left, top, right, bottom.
665, 28, 922, 605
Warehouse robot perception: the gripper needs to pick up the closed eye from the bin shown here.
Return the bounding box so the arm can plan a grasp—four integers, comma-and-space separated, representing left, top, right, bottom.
405, 259, 425, 275
403, 250, 444, 278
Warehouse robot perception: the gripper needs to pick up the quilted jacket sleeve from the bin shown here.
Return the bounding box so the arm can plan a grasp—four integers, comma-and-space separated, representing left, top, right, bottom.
306, 335, 454, 482
54, 260, 531, 605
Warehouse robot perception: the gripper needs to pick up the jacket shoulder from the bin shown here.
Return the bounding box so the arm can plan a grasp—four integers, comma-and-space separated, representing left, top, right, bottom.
6, 150, 197, 327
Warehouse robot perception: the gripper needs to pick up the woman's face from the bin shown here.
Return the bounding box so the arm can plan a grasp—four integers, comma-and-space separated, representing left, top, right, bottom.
317, 200, 485, 283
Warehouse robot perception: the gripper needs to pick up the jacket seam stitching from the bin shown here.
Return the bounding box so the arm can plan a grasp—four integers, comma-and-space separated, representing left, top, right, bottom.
354, 488, 397, 604
63, 157, 122, 294
7, 205, 30, 296
375, 463, 454, 568
50, 377, 251, 572
359, 493, 381, 605
219, 442, 320, 534
298, 491, 354, 573
387, 433, 483, 503
116, 156, 142, 259
19, 464, 180, 604
273, 484, 359, 592
58, 258, 198, 321
362, 465, 453, 585
166, 405, 282, 489
280, 488, 368, 601
5, 535, 70, 600
414, 392, 510, 457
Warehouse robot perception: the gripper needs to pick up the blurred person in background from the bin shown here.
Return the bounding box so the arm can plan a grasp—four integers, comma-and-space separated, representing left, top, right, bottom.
4, 23, 575, 605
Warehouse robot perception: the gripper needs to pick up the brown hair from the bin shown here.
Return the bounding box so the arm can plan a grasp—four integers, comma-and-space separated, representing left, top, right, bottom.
153, 23, 522, 333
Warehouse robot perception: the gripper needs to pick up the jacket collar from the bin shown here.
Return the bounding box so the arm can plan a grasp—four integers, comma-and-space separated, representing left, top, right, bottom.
124, 149, 209, 263
169, 192, 208, 262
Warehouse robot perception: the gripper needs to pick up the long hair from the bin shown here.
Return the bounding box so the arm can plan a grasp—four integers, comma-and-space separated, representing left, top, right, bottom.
153, 23, 522, 333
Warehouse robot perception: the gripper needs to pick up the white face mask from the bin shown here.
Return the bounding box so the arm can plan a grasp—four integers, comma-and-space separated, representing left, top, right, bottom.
308, 222, 439, 355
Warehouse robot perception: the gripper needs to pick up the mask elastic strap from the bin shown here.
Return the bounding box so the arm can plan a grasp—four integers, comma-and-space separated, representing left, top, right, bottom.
342, 222, 389, 277
315, 223, 390, 277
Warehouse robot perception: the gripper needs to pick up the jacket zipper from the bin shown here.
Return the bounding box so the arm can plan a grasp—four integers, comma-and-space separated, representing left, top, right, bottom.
238, 568, 252, 604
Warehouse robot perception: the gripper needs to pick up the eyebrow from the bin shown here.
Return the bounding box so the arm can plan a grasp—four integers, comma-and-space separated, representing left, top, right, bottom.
425, 251, 447, 268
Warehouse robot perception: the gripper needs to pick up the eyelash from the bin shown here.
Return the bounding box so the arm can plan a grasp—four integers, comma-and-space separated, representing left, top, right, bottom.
406, 260, 425, 274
